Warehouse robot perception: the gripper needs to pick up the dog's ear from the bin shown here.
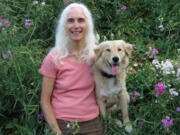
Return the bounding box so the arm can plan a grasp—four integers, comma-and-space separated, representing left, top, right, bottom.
94, 42, 106, 61
124, 43, 133, 56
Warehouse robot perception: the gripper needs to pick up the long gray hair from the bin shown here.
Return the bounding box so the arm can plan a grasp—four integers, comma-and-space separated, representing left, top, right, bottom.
54, 3, 97, 63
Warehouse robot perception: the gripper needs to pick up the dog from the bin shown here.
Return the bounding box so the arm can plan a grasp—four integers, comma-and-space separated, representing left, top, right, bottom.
92, 40, 133, 133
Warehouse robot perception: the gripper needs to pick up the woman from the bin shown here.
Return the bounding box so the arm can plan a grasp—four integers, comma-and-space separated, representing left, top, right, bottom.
39, 3, 104, 135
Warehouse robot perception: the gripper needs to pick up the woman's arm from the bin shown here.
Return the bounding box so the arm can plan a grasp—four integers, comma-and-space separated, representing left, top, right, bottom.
40, 76, 62, 135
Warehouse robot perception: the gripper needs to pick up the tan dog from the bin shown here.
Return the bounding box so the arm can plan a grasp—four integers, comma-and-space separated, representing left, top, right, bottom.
92, 40, 133, 133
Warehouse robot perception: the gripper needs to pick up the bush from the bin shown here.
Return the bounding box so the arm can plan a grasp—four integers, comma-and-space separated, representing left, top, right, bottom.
0, 0, 179, 134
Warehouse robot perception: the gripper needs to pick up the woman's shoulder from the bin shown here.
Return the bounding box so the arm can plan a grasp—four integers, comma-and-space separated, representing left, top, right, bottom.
48, 47, 58, 56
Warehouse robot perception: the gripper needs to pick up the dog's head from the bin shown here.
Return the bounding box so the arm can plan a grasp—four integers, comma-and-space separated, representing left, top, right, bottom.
94, 40, 133, 75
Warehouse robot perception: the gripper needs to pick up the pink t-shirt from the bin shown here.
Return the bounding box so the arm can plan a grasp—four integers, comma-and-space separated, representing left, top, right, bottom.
39, 49, 99, 122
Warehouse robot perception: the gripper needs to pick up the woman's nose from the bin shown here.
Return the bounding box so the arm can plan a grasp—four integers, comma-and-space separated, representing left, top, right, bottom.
73, 21, 80, 28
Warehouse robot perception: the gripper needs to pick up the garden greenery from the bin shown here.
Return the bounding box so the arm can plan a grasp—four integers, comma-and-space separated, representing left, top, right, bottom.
0, 0, 179, 135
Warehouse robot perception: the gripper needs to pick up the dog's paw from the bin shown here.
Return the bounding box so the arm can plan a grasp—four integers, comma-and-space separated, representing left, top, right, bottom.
125, 124, 132, 133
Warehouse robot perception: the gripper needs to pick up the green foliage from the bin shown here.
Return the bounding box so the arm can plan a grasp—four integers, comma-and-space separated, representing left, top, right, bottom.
0, 0, 179, 134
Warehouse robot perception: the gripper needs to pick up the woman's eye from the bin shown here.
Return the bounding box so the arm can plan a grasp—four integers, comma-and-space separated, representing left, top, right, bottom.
106, 49, 111, 52
78, 18, 85, 23
118, 48, 121, 51
67, 18, 74, 23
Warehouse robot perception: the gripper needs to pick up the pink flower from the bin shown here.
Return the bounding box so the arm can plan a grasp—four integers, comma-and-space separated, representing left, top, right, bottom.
25, 19, 31, 27
8, 50, 12, 56
0, 16, 3, 19
121, 6, 127, 11
2, 54, 8, 59
138, 121, 144, 126
2, 27, 6, 31
38, 113, 45, 120
176, 107, 180, 112
152, 49, 159, 55
130, 91, 141, 102
135, 91, 140, 96
4, 19, 10, 26
155, 82, 165, 95
131, 94, 135, 101
162, 116, 173, 128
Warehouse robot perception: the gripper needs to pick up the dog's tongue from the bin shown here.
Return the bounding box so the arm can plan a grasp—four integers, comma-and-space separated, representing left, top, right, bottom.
112, 65, 119, 74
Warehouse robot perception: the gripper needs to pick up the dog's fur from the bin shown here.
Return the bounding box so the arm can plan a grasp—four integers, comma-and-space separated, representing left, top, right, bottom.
92, 40, 133, 133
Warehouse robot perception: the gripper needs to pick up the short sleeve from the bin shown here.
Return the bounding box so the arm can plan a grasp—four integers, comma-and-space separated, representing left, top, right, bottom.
39, 50, 57, 78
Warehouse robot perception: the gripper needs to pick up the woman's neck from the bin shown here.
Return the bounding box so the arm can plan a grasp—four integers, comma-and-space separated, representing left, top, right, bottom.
68, 40, 85, 54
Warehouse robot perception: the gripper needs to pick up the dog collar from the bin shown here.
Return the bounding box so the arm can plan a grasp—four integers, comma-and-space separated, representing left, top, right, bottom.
101, 70, 116, 78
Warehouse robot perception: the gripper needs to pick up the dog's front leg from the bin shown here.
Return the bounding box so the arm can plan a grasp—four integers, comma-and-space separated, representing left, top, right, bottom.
97, 96, 106, 117
120, 90, 132, 133
95, 87, 106, 117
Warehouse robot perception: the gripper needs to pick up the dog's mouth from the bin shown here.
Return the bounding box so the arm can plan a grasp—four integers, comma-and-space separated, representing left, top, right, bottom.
107, 61, 119, 75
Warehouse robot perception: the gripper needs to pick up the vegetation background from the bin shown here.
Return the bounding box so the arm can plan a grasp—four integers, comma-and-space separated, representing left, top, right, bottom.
0, 0, 179, 135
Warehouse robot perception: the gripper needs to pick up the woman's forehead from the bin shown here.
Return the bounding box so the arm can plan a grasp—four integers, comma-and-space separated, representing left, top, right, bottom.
67, 7, 86, 19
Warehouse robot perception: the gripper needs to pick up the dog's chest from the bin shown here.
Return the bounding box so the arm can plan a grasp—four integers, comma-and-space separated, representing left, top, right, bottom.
100, 79, 121, 100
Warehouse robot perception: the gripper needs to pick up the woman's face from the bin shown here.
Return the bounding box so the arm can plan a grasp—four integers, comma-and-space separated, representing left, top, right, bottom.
66, 7, 88, 41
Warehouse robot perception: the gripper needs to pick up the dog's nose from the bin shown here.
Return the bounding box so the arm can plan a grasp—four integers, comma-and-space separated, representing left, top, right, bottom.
112, 56, 119, 63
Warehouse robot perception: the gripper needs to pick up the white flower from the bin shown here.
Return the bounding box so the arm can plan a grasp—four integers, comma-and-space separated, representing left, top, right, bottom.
152, 59, 161, 68
152, 59, 160, 65
161, 60, 174, 70
161, 60, 174, 75
41, 1, 46, 6
66, 123, 70, 128
149, 47, 153, 50
33, 1, 38, 4
169, 88, 179, 96
158, 25, 164, 29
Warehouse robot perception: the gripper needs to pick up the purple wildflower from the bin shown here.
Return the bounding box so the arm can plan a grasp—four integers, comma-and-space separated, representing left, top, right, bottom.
38, 113, 45, 120
25, 19, 31, 27
152, 49, 159, 55
176, 107, 180, 112
2, 54, 8, 59
121, 6, 127, 11
0, 16, 3, 19
153, 68, 157, 72
63, 0, 72, 3
8, 50, 12, 56
138, 121, 144, 126
4, 19, 10, 26
155, 82, 165, 95
162, 116, 173, 128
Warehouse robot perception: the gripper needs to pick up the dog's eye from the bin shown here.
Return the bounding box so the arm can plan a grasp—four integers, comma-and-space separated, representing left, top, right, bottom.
118, 48, 122, 51
106, 49, 111, 52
